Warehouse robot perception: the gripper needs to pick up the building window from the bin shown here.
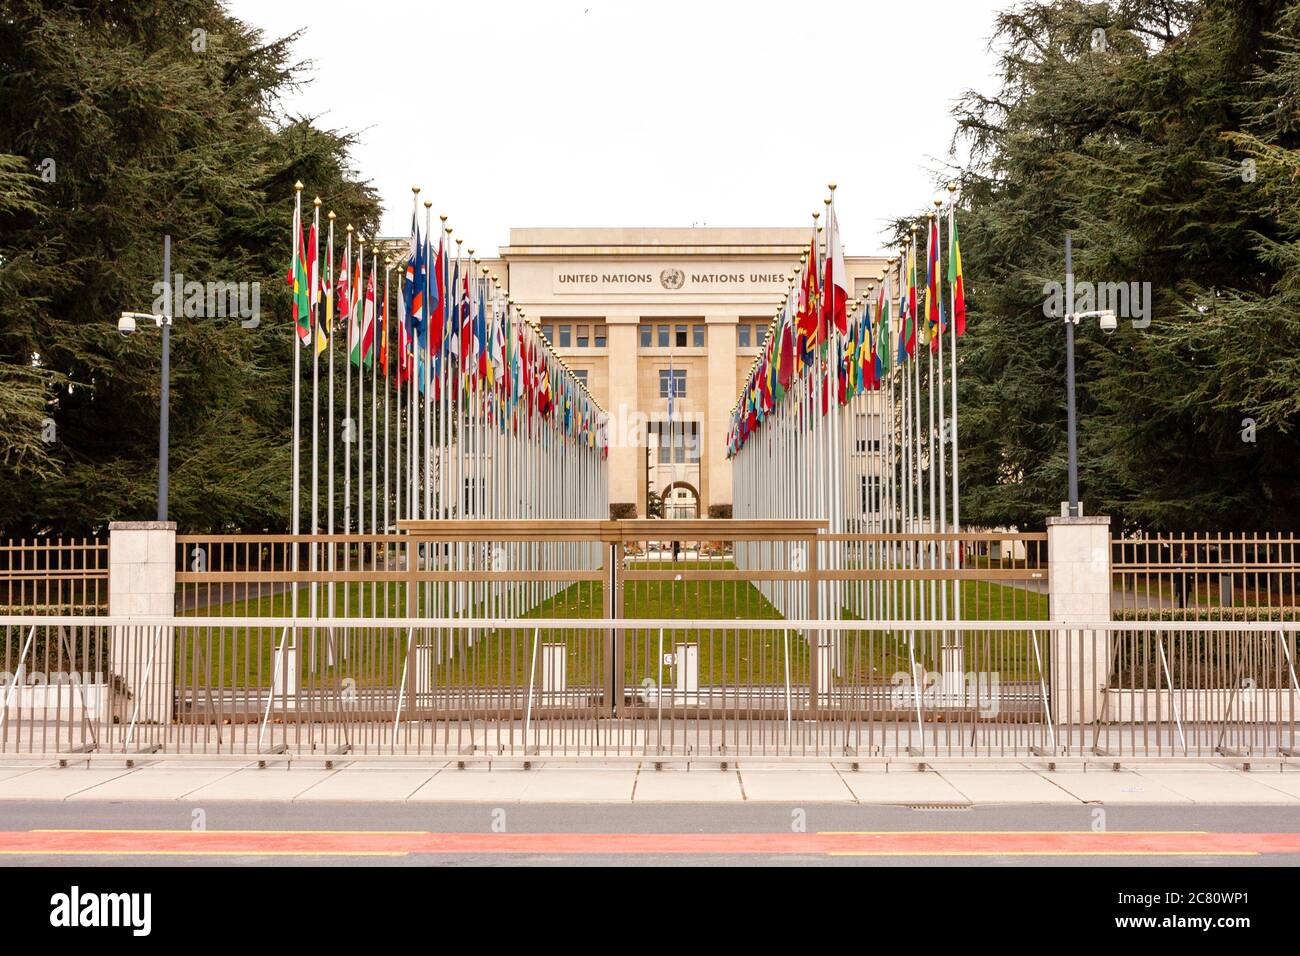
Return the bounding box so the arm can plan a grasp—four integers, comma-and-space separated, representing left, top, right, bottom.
639, 324, 652, 348
654, 421, 700, 463
573, 369, 588, 386
856, 413, 881, 453
576, 325, 589, 348
738, 324, 751, 348
657, 324, 669, 348
658, 368, 686, 399
558, 325, 572, 348
860, 475, 881, 513
755, 324, 768, 347
692, 324, 705, 347
594, 325, 607, 348
675, 324, 688, 347
542, 324, 554, 343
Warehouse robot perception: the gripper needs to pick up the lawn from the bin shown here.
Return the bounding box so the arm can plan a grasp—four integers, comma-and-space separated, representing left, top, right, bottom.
174, 566, 1050, 688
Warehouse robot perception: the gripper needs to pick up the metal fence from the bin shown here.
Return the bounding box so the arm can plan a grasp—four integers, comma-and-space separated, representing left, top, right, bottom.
1112, 532, 1300, 621
2, 615, 1295, 762
0, 539, 108, 615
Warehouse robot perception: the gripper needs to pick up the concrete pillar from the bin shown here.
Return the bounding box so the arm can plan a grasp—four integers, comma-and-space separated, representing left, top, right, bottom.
108, 520, 176, 724
1046, 512, 1111, 728
606, 316, 640, 515
705, 316, 737, 515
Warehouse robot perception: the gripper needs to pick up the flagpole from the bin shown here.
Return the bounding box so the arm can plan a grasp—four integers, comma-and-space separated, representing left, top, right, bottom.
344, 225, 353, 538
947, 182, 963, 622
291, 184, 303, 544
310, 196, 321, 625
326, 213, 336, 625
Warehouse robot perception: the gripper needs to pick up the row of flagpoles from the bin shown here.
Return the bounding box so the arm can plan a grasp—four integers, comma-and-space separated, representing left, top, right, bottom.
285, 182, 611, 623
730, 183, 968, 630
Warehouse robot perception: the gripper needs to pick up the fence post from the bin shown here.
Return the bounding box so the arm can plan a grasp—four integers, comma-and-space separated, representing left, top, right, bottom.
108, 520, 177, 725
1046, 512, 1111, 729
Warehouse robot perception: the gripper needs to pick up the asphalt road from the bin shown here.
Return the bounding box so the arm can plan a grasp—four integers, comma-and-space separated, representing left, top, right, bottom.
3, 801, 1299, 866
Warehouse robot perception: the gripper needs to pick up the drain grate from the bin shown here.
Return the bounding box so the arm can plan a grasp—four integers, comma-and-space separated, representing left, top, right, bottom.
906, 803, 972, 811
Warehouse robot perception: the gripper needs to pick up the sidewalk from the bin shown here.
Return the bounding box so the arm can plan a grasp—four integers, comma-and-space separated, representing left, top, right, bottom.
0, 760, 1297, 805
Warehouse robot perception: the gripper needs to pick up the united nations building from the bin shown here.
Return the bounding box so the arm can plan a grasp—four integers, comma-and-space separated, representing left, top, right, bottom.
482, 228, 887, 518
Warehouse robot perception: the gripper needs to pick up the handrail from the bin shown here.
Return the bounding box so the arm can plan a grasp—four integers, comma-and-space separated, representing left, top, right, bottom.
2, 614, 1298, 632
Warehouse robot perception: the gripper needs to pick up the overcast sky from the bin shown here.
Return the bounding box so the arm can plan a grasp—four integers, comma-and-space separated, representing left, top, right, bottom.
228, 0, 1010, 256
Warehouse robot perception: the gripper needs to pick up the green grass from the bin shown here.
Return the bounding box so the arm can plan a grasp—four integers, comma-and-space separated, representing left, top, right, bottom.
176, 569, 1052, 688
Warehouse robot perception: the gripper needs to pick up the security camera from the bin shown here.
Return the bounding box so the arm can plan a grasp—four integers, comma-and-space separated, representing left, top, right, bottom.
1099, 310, 1118, 334
117, 314, 137, 336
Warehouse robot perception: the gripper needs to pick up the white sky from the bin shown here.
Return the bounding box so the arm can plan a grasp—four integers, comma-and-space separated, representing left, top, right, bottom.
228, 0, 1008, 256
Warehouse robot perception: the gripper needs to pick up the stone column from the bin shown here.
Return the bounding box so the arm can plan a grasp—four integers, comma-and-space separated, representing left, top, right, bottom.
704, 316, 738, 516
108, 520, 177, 724
1046, 513, 1111, 728
606, 317, 640, 516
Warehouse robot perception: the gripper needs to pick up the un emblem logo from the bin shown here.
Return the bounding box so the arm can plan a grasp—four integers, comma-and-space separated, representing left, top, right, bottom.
659, 268, 685, 290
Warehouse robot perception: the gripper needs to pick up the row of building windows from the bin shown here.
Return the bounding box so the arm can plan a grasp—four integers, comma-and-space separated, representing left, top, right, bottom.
649, 421, 701, 463
736, 323, 770, 348
640, 323, 706, 349
540, 323, 608, 349
539, 321, 772, 351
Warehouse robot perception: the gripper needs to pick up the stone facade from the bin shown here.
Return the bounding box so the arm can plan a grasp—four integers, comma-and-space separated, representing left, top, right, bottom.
482, 228, 887, 517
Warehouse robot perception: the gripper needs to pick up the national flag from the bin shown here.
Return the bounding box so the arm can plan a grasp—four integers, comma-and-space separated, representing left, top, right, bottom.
821, 203, 848, 341
925, 217, 941, 352
378, 273, 389, 378
776, 304, 795, 393
948, 214, 966, 335
877, 277, 891, 376
289, 204, 311, 345
903, 241, 917, 358
334, 253, 351, 334
352, 267, 375, 367
404, 214, 427, 344
795, 234, 819, 369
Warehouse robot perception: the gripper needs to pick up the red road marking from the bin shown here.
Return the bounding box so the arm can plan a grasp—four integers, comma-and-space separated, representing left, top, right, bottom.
1, 830, 1298, 856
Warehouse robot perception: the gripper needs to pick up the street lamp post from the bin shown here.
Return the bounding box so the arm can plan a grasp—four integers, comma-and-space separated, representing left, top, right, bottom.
1061, 232, 1116, 518
118, 235, 173, 521
158, 235, 171, 522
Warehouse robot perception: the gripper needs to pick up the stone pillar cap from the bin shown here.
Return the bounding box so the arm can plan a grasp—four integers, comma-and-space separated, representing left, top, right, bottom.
1045, 515, 1110, 526
108, 520, 178, 530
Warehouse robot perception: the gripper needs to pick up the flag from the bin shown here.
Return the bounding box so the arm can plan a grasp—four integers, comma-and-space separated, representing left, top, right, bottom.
334, 253, 351, 334
795, 234, 819, 369
777, 304, 795, 393
378, 273, 389, 378
877, 277, 891, 376
948, 214, 966, 335
925, 217, 941, 352
352, 268, 375, 367
822, 203, 848, 340
404, 214, 427, 343
289, 206, 311, 345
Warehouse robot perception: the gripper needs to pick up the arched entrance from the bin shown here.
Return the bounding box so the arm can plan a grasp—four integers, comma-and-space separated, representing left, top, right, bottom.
661, 481, 700, 519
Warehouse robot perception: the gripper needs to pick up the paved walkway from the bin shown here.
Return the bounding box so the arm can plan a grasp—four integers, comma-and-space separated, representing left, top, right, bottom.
1, 760, 1297, 805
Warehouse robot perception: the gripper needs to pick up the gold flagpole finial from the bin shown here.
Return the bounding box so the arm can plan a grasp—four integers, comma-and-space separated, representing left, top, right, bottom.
328, 211, 336, 221
424, 199, 432, 209
294, 181, 303, 191
440, 214, 448, 224
412, 185, 421, 195
313, 196, 321, 207
346, 224, 354, 233
828, 182, 837, 193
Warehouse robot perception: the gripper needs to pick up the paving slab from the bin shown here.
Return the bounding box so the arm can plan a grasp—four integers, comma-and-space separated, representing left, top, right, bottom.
1241, 772, 1300, 799
1039, 770, 1192, 804
940, 771, 1081, 804
839, 770, 969, 805
518, 770, 638, 802
738, 771, 856, 802
295, 770, 435, 802
186, 769, 338, 801
633, 768, 744, 802
0, 766, 42, 785
1133, 770, 1300, 804
0, 768, 138, 801
409, 769, 537, 802
67, 769, 238, 801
